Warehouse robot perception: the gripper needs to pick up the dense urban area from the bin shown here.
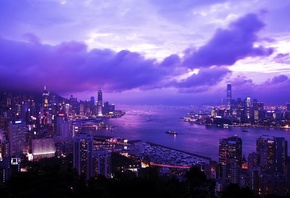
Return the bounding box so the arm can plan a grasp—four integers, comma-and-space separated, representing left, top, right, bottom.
1, 85, 290, 197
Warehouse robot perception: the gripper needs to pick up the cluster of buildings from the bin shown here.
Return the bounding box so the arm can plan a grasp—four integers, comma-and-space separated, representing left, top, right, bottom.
0, 87, 126, 184
215, 135, 289, 197
1, 85, 290, 197
184, 84, 290, 129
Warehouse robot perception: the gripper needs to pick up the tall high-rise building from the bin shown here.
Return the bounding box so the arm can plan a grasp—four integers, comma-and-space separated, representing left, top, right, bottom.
256, 136, 287, 173
227, 84, 232, 111
242, 97, 251, 123
287, 103, 290, 112
90, 96, 95, 115
274, 137, 287, 173
41, 86, 51, 124
54, 113, 70, 142
218, 135, 242, 185
93, 150, 112, 178
8, 120, 28, 157
42, 86, 49, 113
97, 89, 103, 117
219, 135, 243, 166
73, 133, 94, 179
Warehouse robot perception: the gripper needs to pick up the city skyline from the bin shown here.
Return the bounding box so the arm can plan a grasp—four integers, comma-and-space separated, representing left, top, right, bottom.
1, 0, 290, 105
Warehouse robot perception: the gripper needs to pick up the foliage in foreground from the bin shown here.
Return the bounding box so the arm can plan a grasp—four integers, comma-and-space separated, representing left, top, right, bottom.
1, 156, 285, 198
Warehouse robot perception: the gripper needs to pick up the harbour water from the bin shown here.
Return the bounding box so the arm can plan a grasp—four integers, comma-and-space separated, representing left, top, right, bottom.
94, 104, 290, 162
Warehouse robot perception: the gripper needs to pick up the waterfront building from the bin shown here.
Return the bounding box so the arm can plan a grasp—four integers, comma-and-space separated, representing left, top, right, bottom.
227, 84, 232, 112
97, 89, 103, 117
79, 102, 85, 117
103, 101, 115, 116
287, 103, 290, 112
90, 96, 95, 115
218, 136, 242, 186
244, 97, 251, 123
73, 133, 94, 180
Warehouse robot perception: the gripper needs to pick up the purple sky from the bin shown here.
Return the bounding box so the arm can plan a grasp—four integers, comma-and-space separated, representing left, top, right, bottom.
1, 0, 290, 106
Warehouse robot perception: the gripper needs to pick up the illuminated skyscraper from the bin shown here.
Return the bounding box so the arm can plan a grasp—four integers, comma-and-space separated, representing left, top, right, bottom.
97, 89, 103, 117
256, 136, 287, 173
93, 150, 112, 178
41, 86, 51, 124
42, 86, 49, 111
218, 135, 242, 185
90, 96, 95, 115
227, 84, 232, 111
8, 121, 28, 157
73, 133, 94, 179
219, 135, 242, 166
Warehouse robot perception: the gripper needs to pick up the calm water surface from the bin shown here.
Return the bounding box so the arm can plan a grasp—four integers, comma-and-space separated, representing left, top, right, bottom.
94, 105, 290, 162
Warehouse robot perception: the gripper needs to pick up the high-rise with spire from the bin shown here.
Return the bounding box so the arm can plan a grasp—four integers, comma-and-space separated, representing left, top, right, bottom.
226, 84, 232, 111
41, 86, 51, 124
97, 89, 103, 117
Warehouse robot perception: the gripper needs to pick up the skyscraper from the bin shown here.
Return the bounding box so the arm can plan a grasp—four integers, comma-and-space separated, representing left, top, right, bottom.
97, 89, 103, 117
73, 133, 94, 179
93, 150, 112, 178
256, 136, 287, 173
9, 120, 28, 157
219, 135, 243, 166
227, 84, 232, 111
41, 86, 51, 124
218, 135, 242, 185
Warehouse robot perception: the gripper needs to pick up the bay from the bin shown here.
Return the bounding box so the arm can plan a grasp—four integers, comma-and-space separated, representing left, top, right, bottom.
94, 104, 290, 162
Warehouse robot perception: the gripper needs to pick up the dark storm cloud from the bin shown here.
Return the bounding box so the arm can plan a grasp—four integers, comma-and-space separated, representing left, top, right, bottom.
160, 54, 181, 68
171, 67, 231, 88
0, 35, 231, 96
0, 37, 183, 93
0, 11, 285, 102
182, 13, 274, 68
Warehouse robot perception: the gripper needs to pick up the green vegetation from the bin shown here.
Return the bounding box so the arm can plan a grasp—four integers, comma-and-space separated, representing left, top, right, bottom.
0, 156, 275, 198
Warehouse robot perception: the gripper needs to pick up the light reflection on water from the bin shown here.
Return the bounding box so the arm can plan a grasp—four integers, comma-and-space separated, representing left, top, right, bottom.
93, 104, 290, 162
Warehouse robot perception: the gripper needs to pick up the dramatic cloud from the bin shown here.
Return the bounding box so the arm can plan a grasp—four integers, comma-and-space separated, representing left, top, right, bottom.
182, 13, 274, 68
1, 0, 290, 105
170, 67, 231, 88
0, 38, 171, 93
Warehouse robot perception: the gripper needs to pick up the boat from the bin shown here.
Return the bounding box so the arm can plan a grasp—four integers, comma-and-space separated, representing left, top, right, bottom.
242, 129, 249, 132
165, 130, 177, 135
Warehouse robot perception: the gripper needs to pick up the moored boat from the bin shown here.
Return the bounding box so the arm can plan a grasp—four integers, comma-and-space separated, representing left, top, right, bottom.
166, 130, 177, 135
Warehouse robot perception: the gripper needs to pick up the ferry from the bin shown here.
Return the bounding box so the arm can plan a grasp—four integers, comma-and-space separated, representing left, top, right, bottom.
165, 130, 178, 135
